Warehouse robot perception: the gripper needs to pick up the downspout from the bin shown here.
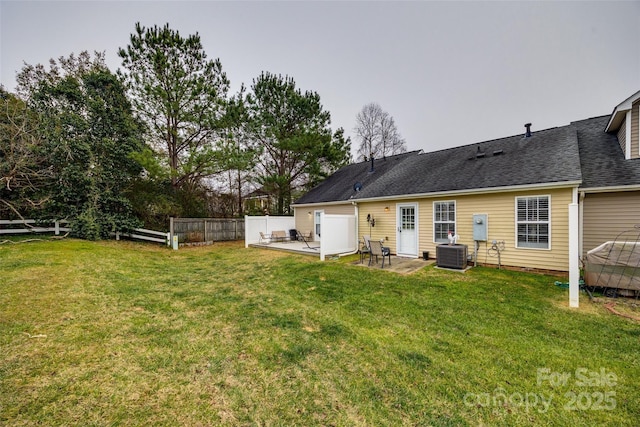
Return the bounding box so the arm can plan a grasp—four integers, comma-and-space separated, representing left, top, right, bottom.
337, 201, 360, 257
578, 190, 585, 262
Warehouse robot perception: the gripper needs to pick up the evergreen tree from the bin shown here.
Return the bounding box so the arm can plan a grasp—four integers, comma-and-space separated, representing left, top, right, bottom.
118, 23, 229, 190
17, 53, 145, 239
216, 86, 258, 216
247, 72, 350, 214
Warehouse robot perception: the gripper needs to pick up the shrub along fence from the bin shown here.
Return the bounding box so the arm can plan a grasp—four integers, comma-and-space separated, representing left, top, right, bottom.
170, 218, 244, 246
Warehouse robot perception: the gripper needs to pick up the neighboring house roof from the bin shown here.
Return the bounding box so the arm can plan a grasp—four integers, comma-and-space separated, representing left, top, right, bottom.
245, 188, 271, 199
294, 114, 640, 206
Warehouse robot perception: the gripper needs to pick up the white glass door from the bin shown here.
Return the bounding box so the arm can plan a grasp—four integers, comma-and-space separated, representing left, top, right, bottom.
397, 204, 418, 256
314, 210, 322, 241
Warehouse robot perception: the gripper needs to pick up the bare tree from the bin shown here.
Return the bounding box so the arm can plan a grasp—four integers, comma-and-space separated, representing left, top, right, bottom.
354, 102, 406, 160
0, 89, 53, 218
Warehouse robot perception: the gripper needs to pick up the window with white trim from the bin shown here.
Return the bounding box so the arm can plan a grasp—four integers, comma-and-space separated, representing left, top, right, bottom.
516, 196, 550, 249
434, 201, 455, 243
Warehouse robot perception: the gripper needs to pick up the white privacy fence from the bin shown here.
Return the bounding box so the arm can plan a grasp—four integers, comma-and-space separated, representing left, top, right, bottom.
245, 214, 357, 261
319, 213, 357, 261
244, 215, 296, 247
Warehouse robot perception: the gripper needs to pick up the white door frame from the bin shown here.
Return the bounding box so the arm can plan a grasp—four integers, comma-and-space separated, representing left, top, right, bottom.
314, 210, 323, 241
396, 203, 418, 257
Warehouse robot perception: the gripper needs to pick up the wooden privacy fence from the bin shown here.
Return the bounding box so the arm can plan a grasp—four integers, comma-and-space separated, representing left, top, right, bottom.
170, 218, 244, 244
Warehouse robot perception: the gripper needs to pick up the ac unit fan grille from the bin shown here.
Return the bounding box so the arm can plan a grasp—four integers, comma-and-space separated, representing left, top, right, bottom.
436, 245, 468, 269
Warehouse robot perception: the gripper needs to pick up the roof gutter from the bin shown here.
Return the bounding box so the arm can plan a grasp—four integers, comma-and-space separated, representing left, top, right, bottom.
341, 181, 583, 204
579, 184, 640, 194
291, 200, 357, 208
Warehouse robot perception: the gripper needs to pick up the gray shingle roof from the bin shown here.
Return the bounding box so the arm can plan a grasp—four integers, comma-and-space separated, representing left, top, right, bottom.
294, 151, 419, 204
294, 115, 640, 205
575, 115, 640, 189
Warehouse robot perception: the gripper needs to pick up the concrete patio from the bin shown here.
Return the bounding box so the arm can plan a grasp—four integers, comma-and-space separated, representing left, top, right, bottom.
249, 240, 321, 256
352, 255, 435, 274
250, 240, 435, 274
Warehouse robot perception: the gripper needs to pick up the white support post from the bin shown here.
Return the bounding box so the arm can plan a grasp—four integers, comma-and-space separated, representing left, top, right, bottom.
569, 203, 579, 308
244, 215, 249, 248
54, 220, 60, 235
319, 212, 325, 261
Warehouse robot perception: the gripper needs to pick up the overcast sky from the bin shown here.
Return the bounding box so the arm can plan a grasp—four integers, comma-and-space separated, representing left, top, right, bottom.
2, 1, 639, 157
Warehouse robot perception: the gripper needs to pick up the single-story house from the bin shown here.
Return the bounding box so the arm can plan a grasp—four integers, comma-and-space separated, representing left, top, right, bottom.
291, 90, 640, 275
243, 188, 274, 215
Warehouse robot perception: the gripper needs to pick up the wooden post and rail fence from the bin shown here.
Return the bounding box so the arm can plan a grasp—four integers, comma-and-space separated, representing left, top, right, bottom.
1, 218, 245, 248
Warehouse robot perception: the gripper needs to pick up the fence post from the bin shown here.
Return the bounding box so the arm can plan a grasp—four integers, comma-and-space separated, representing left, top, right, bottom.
203, 219, 207, 243
170, 217, 174, 246
54, 220, 60, 235
166, 232, 170, 246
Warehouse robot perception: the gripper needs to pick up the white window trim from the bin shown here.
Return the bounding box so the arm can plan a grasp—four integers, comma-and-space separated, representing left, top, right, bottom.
515, 195, 551, 250
637, 103, 640, 158
433, 200, 456, 244
314, 210, 323, 241
626, 110, 632, 159
396, 202, 419, 257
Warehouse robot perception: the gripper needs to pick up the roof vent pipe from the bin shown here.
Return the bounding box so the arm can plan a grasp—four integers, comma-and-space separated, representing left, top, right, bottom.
524, 123, 532, 138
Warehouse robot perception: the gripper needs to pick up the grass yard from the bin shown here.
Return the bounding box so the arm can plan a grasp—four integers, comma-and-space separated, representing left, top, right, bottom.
1, 239, 638, 426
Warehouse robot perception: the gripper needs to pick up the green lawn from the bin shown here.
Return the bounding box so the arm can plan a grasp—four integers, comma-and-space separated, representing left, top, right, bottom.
1, 239, 638, 426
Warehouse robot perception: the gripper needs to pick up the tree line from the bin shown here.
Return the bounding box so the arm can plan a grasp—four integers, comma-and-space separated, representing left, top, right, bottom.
1, 23, 351, 239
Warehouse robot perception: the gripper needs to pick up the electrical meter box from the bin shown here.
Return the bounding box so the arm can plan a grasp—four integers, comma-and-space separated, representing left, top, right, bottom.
473, 214, 488, 241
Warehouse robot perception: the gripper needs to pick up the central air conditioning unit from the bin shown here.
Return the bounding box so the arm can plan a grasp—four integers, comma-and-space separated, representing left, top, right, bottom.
436, 244, 468, 269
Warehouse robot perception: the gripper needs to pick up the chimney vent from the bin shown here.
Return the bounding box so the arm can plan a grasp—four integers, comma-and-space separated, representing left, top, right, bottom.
524, 123, 532, 138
